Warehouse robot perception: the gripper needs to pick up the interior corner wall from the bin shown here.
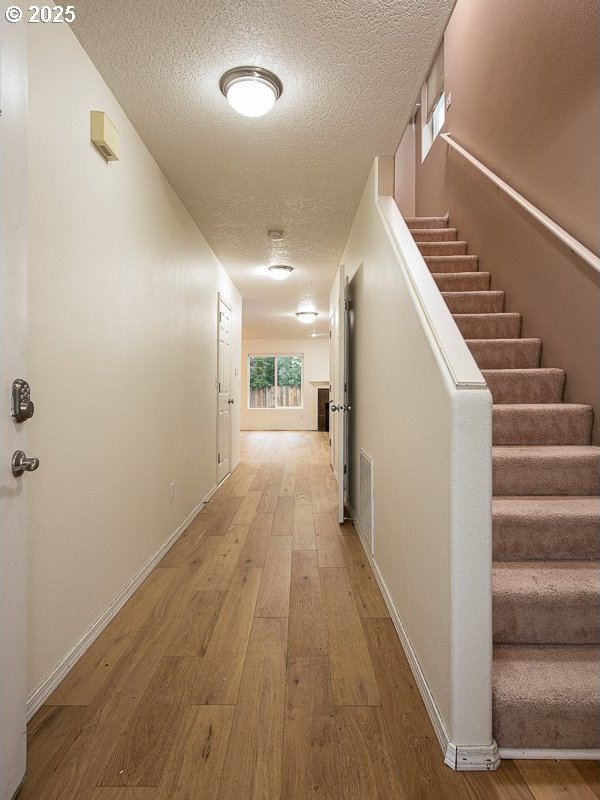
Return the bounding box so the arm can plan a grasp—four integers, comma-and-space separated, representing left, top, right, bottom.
406, 0, 600, 441
241, 339, 330, 431
26, 23, 241, 697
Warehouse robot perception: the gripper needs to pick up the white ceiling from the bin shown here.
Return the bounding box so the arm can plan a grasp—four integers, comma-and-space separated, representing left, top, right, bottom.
72, 0, 454, 338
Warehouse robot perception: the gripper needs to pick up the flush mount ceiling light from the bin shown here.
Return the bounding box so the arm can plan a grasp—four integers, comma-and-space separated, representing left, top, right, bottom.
295, 311, 318, 324
219, 66, 283, 118
267, 229, 284, 241
268, 264, 293, 281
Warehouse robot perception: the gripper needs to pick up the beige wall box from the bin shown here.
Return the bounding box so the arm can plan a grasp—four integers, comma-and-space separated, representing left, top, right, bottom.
90, 110, 119, 161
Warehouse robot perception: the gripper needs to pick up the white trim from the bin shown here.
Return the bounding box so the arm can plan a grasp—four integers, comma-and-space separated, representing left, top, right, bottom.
25, 481, 222, 721
499, 748, 600, 761
350, 518, 500, 772
440, 133, 600, 277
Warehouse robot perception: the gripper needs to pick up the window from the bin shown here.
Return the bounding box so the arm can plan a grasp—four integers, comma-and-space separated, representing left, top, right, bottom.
421, 40, 445, 161
248, 354, 303, 408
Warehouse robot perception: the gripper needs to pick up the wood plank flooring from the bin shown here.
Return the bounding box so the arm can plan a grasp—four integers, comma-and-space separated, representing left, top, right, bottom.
21, 431, 598, 799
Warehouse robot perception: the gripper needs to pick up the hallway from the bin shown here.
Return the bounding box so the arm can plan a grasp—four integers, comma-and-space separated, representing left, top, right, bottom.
20, 432, 597, 799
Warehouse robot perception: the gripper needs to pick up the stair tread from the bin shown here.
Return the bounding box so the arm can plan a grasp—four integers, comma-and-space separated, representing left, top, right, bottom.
493, 444, 600, 455
493, 495, 600, 515
494, 644, 600, 702
493, 561, 600, 591
467, 338, 541, 345
442, 290, 504, 298
410, 227, 458, 234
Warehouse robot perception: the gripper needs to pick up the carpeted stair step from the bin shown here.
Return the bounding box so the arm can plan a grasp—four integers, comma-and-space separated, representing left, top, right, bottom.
493, 562, 600, 645
411, 227, 458, 242
442, 290, 505, 314
454, 313, 522, 339
417, 240, 468, 256
493, 496, 600, 561
467, 338, 542, 369
432, 272, 491, 291
493, 645, 600, 749
483, 368, 565, 403
424, 254, 479, 273
493, 404, 594, 445
493, 445, 600, 496
405, 215, 448, 229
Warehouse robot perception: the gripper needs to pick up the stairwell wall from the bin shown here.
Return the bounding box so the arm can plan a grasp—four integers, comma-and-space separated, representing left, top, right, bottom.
27, 24, 241, 700
401, 0, 600, 441
337, 158, 493, 759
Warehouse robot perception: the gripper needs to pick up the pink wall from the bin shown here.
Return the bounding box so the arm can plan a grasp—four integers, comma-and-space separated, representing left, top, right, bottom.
406, 0, 600, 440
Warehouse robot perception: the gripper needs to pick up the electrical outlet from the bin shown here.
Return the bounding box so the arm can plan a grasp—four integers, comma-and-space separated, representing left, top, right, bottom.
169, 482, 175, 503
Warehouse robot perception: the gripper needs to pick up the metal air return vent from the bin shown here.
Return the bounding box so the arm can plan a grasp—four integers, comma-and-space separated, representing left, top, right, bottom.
358, 448, 374, 555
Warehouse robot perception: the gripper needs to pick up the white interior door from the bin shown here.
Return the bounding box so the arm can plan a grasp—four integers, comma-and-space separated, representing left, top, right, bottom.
0, 19, 29, 800
216, 296, 232, 484
336, 266, 350, 523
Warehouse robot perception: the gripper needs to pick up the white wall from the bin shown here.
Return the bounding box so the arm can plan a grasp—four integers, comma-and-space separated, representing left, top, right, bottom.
26, 24, 241, 699
337, 158, 493, 763
241, 339, 329, 431
394, 120, 416, 217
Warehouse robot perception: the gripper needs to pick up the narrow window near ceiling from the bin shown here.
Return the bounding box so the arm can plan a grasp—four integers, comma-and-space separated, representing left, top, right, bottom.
421, 41, 446, 161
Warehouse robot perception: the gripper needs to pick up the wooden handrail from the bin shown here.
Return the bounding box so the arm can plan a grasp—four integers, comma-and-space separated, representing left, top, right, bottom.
440, 133, 600, 276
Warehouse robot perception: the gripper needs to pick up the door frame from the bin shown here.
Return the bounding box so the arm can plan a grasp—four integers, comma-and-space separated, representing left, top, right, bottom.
216, 293, 233, 484
0, 18, 28, 800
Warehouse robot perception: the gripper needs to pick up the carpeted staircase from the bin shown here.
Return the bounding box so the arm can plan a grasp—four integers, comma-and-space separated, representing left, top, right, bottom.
406, 213, 600, 752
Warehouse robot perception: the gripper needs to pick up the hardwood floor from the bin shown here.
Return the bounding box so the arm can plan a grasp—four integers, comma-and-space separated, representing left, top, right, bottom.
21, 431, 598, 799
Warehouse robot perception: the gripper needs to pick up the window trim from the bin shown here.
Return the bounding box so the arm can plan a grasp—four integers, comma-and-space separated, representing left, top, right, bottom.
247, 352, 304, 410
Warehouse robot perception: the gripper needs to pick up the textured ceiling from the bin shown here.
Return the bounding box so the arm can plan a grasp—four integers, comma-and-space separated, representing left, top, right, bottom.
72, 0, 454, 338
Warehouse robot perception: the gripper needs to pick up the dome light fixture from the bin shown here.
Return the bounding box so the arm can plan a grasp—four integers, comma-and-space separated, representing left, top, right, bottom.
219, 66, 283, 118
268, 264, 293, 281
295, 311, 318, 324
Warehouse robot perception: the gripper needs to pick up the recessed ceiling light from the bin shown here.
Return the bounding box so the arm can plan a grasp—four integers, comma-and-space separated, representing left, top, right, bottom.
295, 311, 318, 324
268, 264, 293, 281
219, 66, 283, 118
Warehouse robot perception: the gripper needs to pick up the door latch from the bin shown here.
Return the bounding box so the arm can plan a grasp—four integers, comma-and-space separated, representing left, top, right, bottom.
12, 450, 40, 478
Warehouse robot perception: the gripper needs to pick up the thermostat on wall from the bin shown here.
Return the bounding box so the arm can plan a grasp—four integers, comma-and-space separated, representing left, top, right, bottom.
90, 111, 119, 161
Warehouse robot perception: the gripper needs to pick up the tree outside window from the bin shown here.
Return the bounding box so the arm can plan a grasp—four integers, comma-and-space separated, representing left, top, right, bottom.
248, 354, 302, 408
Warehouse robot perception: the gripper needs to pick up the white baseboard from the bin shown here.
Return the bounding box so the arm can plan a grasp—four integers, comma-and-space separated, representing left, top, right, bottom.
26, 483, 219, 721
351, 527, 500, 772
499, 748, 600, 761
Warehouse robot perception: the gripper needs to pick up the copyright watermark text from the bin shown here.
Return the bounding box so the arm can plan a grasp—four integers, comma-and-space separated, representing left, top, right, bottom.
5, 5, 76, 23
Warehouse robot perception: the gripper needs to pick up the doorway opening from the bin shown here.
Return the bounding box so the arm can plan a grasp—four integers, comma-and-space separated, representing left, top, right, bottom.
317, 387, 330, 431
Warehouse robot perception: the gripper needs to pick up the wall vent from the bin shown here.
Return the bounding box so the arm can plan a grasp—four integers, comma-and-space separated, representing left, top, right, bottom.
358, 448, 375, 555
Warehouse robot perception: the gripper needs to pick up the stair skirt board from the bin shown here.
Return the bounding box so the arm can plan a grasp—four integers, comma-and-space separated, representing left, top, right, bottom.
499, 748, 600, 761
348, 511, 501, 772
25, 475, 228, 720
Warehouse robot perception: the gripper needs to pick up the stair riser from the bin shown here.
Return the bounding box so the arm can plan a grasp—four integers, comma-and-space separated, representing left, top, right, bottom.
424, 255, 479, 273
467, 339, 542, 369
455, 314, 522, 339
493, 698, 600, 750
443, 292, 505, 314
433, 273, 491, 291
484, 370, 565, 403
405, 216, 448, 229
493, 453, 600, 495
412, 229, 458, 243
418, 241, 467, 256
493, 406, 593, 445
493, 522, 600, 561
493, 593, 600, 645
